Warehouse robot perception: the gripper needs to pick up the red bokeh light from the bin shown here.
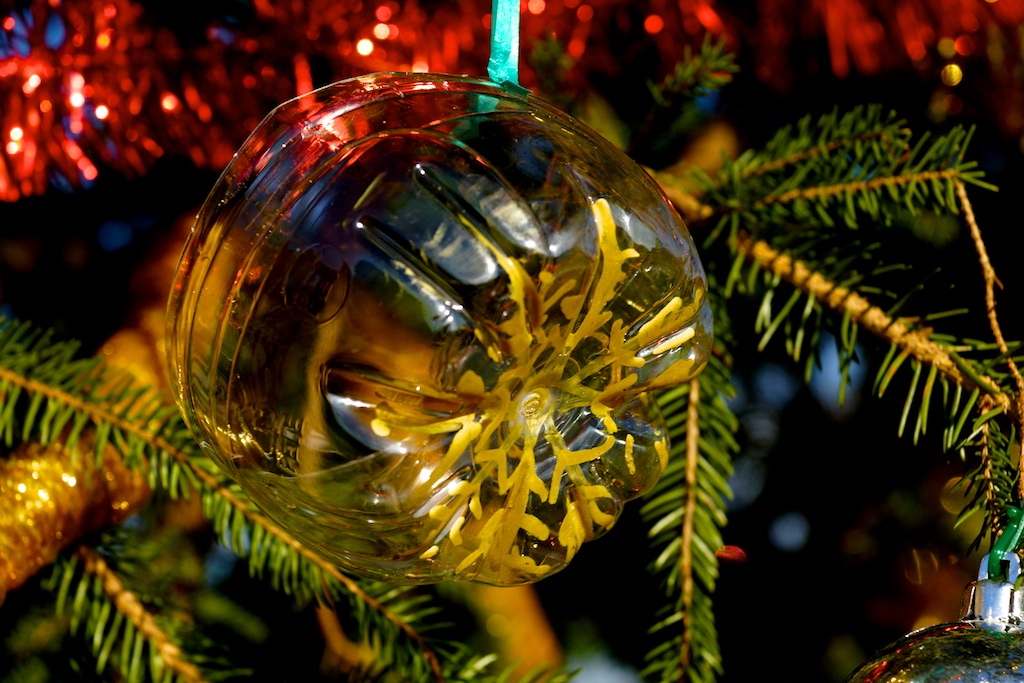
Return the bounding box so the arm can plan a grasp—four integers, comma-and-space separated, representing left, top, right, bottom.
645, 14, 665, 34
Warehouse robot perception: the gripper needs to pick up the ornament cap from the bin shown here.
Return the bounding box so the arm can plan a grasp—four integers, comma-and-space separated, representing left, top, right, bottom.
961, 551, 1024, 633
846, 551, 1024, 681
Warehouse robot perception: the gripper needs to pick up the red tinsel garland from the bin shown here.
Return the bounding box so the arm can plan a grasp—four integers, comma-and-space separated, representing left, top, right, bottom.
1, 0, 1020, 201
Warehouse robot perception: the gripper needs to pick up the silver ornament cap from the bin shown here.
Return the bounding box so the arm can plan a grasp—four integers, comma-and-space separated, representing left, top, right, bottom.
962, 552, 1024, 632
845, 552, 1024, 682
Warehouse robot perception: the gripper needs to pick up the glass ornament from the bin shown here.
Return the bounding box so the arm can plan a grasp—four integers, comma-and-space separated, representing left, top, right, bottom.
846, 552, 1024, 682
166, 72, 712, 585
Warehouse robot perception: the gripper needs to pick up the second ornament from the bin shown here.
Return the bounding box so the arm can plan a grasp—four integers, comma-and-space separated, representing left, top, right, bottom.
847, 546, 1024, 682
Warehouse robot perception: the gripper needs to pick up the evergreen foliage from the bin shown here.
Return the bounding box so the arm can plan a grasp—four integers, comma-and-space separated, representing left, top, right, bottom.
641, 351, 737, 683
44, 538, 240, 683
2, 37, 1022, 683
660, 98, 1020, 557
630, 36, 738, 163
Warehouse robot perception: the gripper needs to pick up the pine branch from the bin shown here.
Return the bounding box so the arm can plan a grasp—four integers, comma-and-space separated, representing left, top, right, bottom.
650, 117, 985, 235
654, 128, 1020, 450
48, 545, 209, 683
976, 397, 1002, 538
752, 167, 960, 210
642, 351, 736, 683
732, 106, 909, 178
77, 545, 206, 682
954, 402, 1018, 550
750, 121, 909, 178
651, 105, 1021, 557
678, 380, 702, 675
645, 35, 737, 109
0, 318, 449, 681
670, 109, 994, 246
729, 230, 1021, 546
731, 232, 1016, 423
630, 35, 737, 160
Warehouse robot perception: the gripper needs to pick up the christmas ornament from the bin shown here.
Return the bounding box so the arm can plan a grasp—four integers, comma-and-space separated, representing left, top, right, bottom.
166, 64, 712, 584
847, 514, 1024, 682
0, 441, 148, 600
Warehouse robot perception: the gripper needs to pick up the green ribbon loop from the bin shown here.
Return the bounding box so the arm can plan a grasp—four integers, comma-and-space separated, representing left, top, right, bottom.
488, 0, 521, 87
989, 506, 1024, 580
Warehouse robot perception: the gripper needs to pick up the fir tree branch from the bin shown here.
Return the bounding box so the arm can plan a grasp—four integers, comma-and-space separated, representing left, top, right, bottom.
630, 36, 737, 159
678, 380, 701, 674
655, 107, 996, 251
748, 126, 910, 178
0, 322, 445, 681
651, 134, 971, 227
186, 467, 444, 681
75, 545, 206, 683
642, 352, 735, 683
645, 35, 736, 109
750, 167, 962, 210
120, 426, 446, 680
952, 397, 1017, 551
42, 533, 249, 683
730, 232, 1018, 423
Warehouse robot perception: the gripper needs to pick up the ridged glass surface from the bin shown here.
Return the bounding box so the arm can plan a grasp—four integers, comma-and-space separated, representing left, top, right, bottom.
167, 72, 713, 585
847, 622, 1024, 682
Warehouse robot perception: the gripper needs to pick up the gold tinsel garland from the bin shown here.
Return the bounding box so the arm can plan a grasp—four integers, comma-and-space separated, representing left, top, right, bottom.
0, 220, 184, 602
0, 440, 149, 601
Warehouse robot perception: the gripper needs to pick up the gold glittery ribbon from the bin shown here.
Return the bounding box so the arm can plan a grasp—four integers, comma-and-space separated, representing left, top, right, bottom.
0, 440, 149, 600
0, 220, 187, 603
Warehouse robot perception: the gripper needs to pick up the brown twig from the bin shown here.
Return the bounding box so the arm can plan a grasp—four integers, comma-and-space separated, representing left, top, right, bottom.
679, 380, 702, 674
955, 180, 1024, 495
77, 545, 207, 683
755, 168, 962, 207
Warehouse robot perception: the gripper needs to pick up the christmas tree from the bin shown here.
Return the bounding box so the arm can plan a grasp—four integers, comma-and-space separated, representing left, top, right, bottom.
1, 1, 1022, 681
